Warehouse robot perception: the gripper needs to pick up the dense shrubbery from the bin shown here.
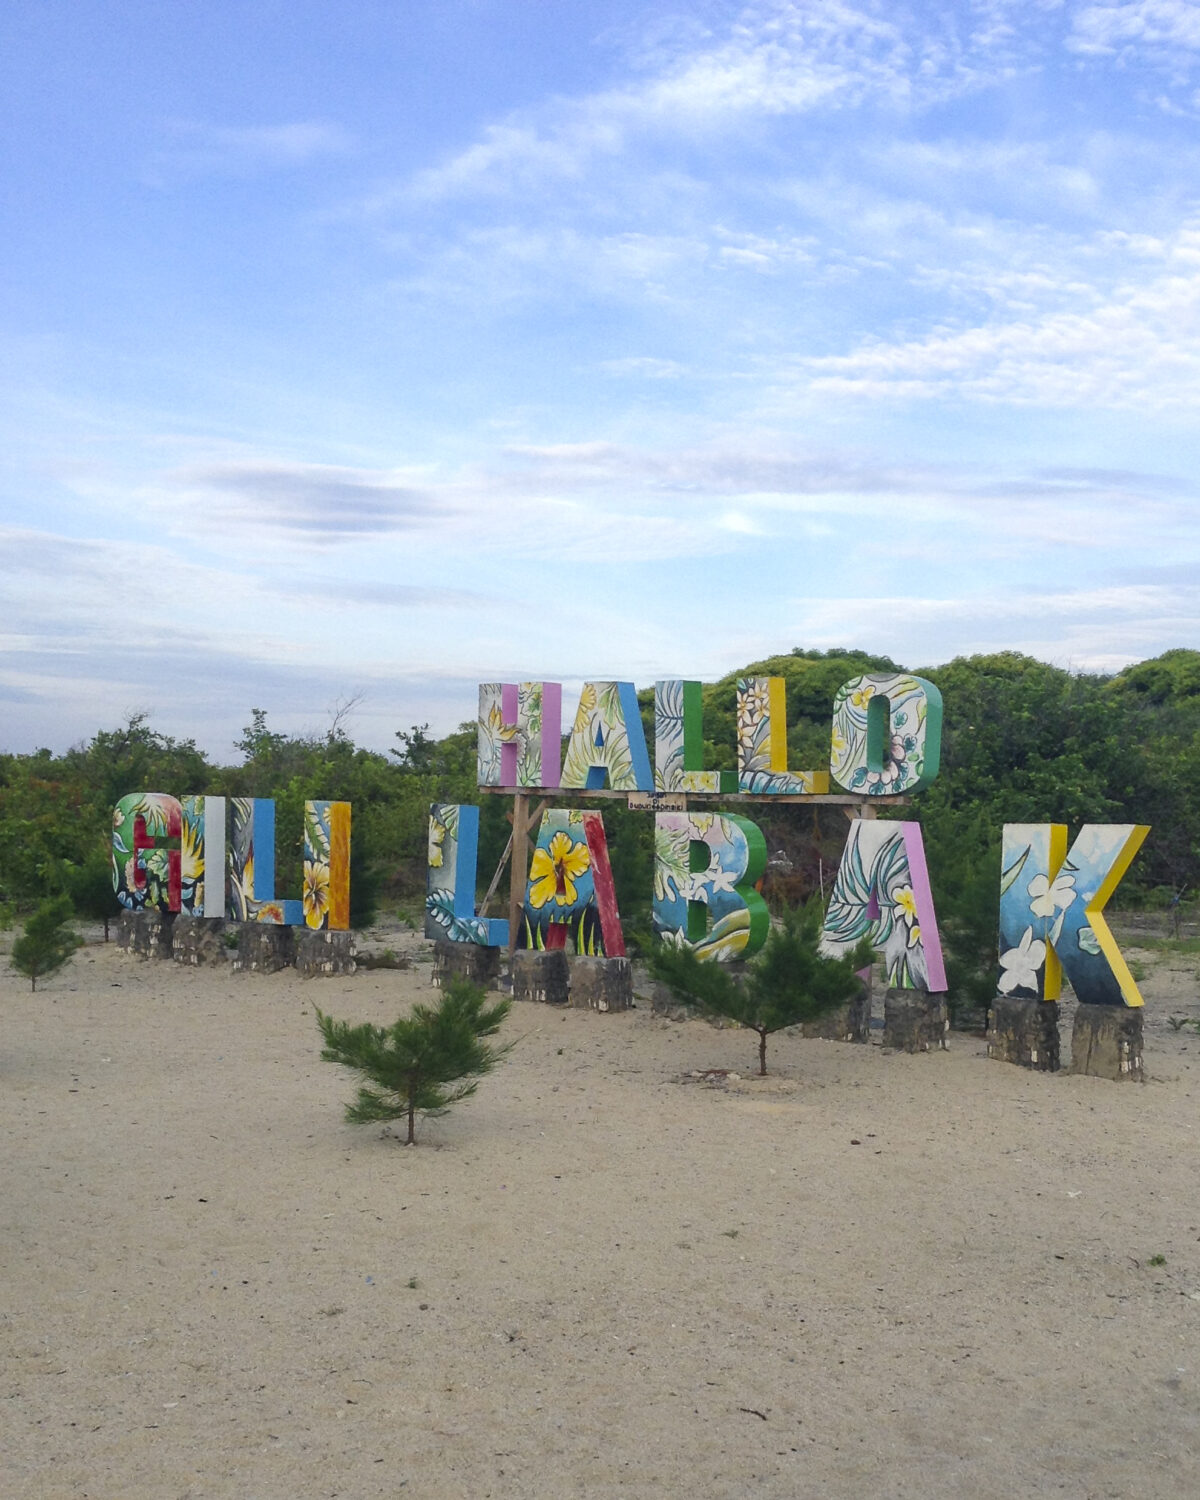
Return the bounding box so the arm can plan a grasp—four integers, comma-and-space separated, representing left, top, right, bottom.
1, 650, 1197, 956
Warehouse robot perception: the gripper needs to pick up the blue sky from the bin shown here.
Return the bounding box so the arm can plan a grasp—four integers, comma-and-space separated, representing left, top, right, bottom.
2, 0, 1199, 756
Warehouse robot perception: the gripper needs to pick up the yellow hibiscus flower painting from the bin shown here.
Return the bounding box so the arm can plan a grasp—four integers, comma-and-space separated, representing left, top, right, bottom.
304, 859, 331, 925
528, 830, 591, 909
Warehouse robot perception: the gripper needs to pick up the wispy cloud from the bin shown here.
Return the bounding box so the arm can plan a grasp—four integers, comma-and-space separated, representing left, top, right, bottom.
167, 461, 449, 541
781, 219, 1200, 408
1069, 0, 1200, 56
402, 0, 1026, 206
145, 120, 353, 186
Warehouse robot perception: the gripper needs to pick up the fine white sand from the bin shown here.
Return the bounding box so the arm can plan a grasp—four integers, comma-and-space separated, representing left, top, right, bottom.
4, 926, 1200, 1499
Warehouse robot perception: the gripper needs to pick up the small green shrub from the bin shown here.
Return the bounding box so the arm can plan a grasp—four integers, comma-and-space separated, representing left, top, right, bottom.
10, 896, 81, 991
317, 980, 511, 1144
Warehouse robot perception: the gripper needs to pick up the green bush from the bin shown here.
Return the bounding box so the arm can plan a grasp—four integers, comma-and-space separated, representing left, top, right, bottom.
316, 980, 511, 1144
11, 896, 81, 991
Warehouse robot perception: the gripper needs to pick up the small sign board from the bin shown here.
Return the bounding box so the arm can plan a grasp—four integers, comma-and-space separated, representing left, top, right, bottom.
627, 792, 687, 811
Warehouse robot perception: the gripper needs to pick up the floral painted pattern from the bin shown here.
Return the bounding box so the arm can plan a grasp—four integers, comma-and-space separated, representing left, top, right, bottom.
735, 677, 826, 794
829, 673, 943, 795
228, 804, 277, 918
476, 682, 559, 788
111, 792, 183, 912
654, 679, 730, 793
652, 811, 769, 961
560, 681, 652, 791
528, 828, 591, 909
998, 823, 1148, 1005
476, 684, 507, 786
519, 810, 605, 954
820, 821, 945, 989
425, 802, 507, 947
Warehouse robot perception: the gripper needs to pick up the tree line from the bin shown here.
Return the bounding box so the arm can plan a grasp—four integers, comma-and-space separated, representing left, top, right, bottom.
2, 650, 1197, 990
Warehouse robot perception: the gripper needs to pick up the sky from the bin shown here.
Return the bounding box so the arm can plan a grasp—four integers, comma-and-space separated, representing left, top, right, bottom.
2, 0, 1200, 758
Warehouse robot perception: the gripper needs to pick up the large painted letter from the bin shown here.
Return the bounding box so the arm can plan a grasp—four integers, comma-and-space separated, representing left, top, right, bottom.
228, 798, 301, 924
560, 682, 653, 791
736, 678, 830, 795
112, 793, 183, 912
520, 808, 625, 955
654, 680, 736, 793
830, 673, 943, 794
821, 820, 946, 990
179, 795, 226, 917
653, 811, 769, 961
999, 823, 1149, 1006
426, 803, 508, 946
303, 801, 351, 931
477, 681, 563, 788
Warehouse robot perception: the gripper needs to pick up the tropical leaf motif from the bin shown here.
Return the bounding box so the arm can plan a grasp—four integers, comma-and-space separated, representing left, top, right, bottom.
822, 823, 932, 988
476, 683, 504, 784
654, 819, 690, 903
654, 678, 686, 792
1000, 844, 1031, 896
561, 685, 638, 789
425, 889, 492, 945
739, 769, 822, 795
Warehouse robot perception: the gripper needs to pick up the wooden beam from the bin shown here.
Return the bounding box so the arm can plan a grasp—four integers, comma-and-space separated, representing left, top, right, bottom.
478, 786, 908, 809
478, 831, 513, 917
506, 793, 539, 972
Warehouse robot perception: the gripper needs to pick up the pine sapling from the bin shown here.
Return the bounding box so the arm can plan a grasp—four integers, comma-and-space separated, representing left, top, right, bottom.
11, 896, 81, 992
650, 900, 873, 1075
316, 980, 511, 1144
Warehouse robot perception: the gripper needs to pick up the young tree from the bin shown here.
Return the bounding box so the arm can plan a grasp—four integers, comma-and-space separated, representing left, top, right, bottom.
11, 896, 81, 991
649, 901, 872, 1076
316, 981, 511, 1144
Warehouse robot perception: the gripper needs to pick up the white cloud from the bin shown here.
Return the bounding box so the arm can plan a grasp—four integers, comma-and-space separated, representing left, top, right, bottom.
786, 220, 1200, 408
404, 1, 1027, 206
1069, 0, 1200, 55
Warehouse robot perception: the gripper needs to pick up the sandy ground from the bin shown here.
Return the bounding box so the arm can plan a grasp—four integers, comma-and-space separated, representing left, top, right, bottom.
4, 923, 1200, 1500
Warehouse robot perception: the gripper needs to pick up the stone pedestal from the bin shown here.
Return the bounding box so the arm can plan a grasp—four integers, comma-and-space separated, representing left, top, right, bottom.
646, 978, 694, 1021
511, 949, 570, 1005
232, 923, 295, 974
172, 915, 231, 966
568, 956, 633, 1012
432, 941, 501, 989
883, 988, 949, 1053
294, 929, 357, 978
987, 997, 1060, 1071
117, 910, 175, 959
1069, 1005, 1144, 1081
796, 982, 872, 1043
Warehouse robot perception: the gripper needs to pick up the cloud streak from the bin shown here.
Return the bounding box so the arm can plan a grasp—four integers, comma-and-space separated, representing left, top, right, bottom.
146, 120, 353, 186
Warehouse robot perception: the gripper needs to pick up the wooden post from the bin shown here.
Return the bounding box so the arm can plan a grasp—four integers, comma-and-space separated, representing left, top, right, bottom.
507, 793, 531, 972
478, 830, 513, 916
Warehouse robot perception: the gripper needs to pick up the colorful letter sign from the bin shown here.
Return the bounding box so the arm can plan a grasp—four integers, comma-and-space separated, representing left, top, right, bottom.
426, 802, 508, 947
736, 677, 829, 794
829, 673, 943, 794
999, 823, 1149, 1006
820, 820, 946, 990
477, 681, 563, 788
113, 793, 350, 929
520, 808, 625, 955
655, 680, 736, 794
653, 811, 769, 961
113, 792, 183, 912
560, 681, 653, 791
